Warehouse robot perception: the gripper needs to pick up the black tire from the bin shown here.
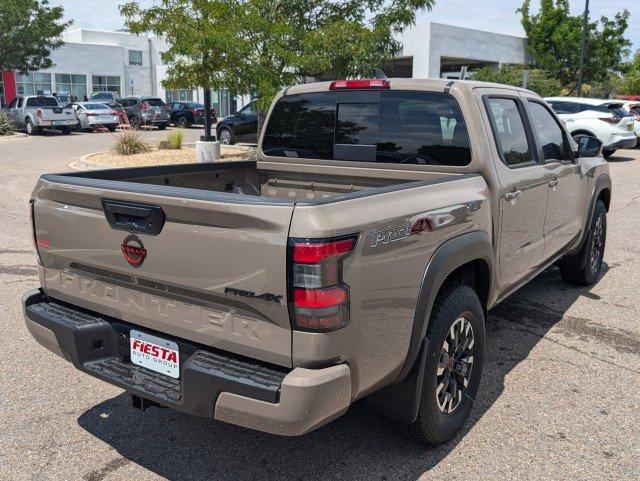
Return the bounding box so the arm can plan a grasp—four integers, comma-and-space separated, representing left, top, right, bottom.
558, 200, 607, 285
107, 125, 117, 132
76, 122, 84, 133
178, 116, 190, 128
25, 118, 39, 135
157, 123, 167, 130
60, 126, 72, 135
602, 149, 615, 158
218, 127, 233, 145
408, 284, 485, 445
129, 115, 140, 129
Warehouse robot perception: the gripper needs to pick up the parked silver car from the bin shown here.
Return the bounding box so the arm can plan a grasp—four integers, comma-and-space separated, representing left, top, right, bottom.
69, 102, 119, 132
3, 95, 77, 135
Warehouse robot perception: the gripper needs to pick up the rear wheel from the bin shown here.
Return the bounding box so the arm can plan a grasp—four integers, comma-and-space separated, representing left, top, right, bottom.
219, 127, 233, 145
75, 122, 84, 132
559, 200, 607, 285
107, 125, 117, 132
129, 115, 140, 129
408, 284, 485, 445
602, 149, 615, 158
178, 116, 190, 128
157, 123, 167, 130
25, 119, 39, 135
60, 126, 72, 135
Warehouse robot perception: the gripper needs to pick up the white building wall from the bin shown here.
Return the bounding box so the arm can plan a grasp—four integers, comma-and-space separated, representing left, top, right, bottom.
396, 22, 529, 79
42, 42, 126, 97
397, 23, 431, 79
428, 23, 529, 78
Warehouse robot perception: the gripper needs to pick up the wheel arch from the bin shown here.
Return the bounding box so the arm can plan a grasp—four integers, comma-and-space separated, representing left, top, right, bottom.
362, 231, 494, 424
567, 173, 611, 256
571, 129, 597, 138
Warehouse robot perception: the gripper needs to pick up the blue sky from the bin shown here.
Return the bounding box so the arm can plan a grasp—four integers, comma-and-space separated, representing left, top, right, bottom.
51, 0, 639, 54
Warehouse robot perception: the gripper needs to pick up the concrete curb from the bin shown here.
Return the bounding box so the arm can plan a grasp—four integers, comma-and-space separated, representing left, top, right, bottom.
68, 152, 114, 171
69, 144, 257, 171
0, 132, 28, 141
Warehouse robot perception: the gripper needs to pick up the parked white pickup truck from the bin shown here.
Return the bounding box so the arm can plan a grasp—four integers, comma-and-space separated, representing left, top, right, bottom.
4, 95, 77, 135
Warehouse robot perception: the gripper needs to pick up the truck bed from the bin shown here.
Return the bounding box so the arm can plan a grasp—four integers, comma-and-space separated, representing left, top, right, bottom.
46, 160, 458, 204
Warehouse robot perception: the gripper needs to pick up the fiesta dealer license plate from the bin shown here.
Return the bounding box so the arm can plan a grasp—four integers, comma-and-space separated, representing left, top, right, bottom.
130, 330, 180, 378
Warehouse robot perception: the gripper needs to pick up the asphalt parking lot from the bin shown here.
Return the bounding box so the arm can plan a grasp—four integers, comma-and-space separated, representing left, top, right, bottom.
1, 133, 639, 481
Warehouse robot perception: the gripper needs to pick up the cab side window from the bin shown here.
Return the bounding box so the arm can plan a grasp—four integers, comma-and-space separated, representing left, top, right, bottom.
527, 101, 567, 162
8, 98, 18, 109
484, 97, 534, 167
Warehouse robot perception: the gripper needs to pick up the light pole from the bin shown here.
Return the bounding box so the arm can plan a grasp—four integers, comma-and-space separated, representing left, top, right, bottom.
577, 0, 590, 97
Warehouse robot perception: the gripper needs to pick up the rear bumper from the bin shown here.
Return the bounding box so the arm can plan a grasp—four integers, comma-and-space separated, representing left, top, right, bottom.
37, 119, 77, 127
87, 117, 119, 126
22, 289, 351, 436
604, 134, 637, 150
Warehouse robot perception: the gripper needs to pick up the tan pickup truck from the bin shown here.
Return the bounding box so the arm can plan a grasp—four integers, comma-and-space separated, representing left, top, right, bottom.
23, 78, 611, 445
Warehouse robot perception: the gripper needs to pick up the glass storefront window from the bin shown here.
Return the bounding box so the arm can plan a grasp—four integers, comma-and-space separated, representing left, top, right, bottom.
165, 89, 193, 102
55, 73, 87, 100
92, 75, 121, 95
16, 72, 52, 95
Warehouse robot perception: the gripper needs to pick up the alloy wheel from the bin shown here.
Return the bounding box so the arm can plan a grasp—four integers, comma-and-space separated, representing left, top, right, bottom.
436, 316, 475, 414
590, 216, 605, 271
219, 129, 231, 144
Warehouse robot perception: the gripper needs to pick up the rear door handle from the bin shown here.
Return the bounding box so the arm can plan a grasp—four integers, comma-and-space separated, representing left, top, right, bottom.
504, 190, 521, 201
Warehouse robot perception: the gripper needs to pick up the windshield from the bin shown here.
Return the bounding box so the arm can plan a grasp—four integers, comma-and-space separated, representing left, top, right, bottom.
185, 102, 204, 109
263, 90, 471, 166
146, 98, 165, 107
26, 97, 59, 107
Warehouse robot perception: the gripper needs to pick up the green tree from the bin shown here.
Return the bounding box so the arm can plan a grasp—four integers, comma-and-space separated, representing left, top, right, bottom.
519, 0, 630, 91
0, 0, 71, 73
120, 0, 248, 139
616, 50, 640, 95
239, 0, 435, 113
472, 64, 562, 97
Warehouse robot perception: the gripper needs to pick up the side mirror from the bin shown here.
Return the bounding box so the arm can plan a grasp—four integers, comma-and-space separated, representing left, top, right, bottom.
576, 135, 603, 158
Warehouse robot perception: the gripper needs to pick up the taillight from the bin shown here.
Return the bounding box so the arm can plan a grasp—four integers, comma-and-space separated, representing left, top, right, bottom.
599, 116, 621, 124
29, 199, 44, 265
36, 108, 42, 119
329, 79, 390, 90
289, 235, 357, 331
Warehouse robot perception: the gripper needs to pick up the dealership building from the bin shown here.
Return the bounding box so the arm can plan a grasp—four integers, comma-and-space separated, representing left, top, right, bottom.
1, 22, 529, 112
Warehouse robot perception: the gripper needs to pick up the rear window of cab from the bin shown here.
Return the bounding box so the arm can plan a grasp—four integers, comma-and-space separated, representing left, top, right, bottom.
262, 90, 471, 166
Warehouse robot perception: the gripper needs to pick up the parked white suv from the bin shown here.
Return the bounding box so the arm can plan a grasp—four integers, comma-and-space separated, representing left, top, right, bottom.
621, 100, 640, 146
545, 97, 636, 157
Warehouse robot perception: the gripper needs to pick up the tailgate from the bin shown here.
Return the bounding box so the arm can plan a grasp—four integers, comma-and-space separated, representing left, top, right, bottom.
32, 176, 295, 367
41, 108, 74, 121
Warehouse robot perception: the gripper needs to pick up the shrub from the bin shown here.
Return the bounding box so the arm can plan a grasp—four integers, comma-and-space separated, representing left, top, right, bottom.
158, 129, 183, 150
0, 112, 16, 136
113, 131, 152, 155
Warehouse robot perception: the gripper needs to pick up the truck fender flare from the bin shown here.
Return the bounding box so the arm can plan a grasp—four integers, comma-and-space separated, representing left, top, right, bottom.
398, 230, 494, 382
363, 230, 494, 424
568, 173, 611, 256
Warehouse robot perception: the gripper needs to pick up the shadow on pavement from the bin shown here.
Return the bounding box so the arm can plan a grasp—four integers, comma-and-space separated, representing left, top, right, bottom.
78, 265, 609, 481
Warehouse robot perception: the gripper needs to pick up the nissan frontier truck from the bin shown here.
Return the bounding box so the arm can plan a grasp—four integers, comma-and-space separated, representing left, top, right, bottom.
23, 78, 611, 445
